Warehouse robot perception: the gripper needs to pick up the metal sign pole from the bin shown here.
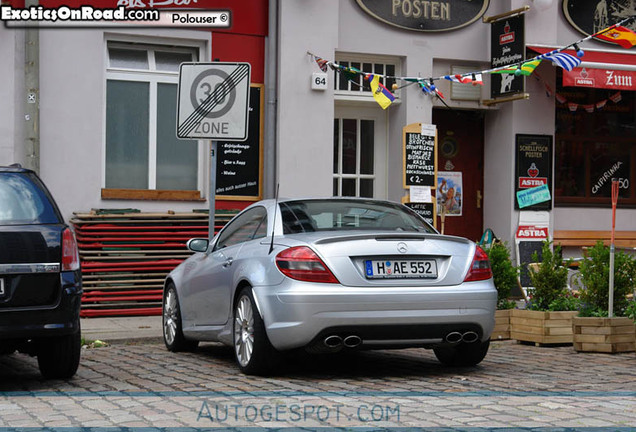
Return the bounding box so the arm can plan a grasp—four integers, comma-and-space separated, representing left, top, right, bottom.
608, 179, 619, 318
209, 141, 217, 240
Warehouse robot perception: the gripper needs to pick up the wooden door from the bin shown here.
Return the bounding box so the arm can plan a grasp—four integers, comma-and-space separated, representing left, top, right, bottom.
433, 109, 485, 242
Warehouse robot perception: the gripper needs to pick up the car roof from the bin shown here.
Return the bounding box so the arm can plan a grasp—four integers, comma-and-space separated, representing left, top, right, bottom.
0, 164, 32, 174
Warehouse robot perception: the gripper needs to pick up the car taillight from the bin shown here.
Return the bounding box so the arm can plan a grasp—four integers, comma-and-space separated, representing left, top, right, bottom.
275, 246, 339, 284
62, 228, 80, 271
463, 245, 493, 282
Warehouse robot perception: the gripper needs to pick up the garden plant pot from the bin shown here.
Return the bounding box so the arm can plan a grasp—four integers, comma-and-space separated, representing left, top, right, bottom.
492, 309, 512, 340
572, 316, 636, 353
511, 309, 578, 345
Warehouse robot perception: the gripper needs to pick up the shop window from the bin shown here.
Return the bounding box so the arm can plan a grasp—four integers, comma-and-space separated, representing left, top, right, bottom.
104, 42, 202, 200
333, 118, 375, 198
555, 72, 635, 207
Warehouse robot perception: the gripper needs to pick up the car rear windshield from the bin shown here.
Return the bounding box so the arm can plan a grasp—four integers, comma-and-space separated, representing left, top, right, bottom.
0, 173, 61, 225
280, 199, 436, 234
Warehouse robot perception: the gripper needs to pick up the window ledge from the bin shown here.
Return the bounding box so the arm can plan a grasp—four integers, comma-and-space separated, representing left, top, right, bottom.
102, 188, 205, 201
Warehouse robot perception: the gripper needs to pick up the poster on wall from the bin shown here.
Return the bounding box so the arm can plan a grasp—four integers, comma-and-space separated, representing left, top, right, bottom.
515, 134, 553, 210
437, 172, 463, 216
490, 14, 525, 98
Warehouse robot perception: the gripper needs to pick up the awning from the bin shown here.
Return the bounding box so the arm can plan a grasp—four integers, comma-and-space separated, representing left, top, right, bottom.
528, 45, 636, 91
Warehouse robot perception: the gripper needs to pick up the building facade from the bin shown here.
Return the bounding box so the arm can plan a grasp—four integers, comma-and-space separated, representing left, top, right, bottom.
1, 0, 635, 263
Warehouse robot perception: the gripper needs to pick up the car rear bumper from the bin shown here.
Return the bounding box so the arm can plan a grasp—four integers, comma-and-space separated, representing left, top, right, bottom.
253, 279, 497, 351
0, 270, 82, 341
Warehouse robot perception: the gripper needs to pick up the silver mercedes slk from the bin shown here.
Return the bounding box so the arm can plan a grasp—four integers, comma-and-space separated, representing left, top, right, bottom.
162, 197, 497, 375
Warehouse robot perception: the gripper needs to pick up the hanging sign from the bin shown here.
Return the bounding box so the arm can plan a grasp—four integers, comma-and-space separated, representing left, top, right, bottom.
490, 14, 525, 98
355, 0, 489, 32
437, 171, 463, 217
563, 68, 636, 91
515, 134, 552, 210
562, 0, 636, 43
403, 123, 437, 188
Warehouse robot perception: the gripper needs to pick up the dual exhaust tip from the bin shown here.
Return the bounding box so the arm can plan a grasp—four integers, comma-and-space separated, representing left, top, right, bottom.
445, 331, 479, 344
324, 335, 362, 349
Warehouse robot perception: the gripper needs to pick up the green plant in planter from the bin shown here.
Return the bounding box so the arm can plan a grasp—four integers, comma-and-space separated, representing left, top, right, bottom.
484, 242, 518, 310
527, 240, 575, 311
626, 301, 636, 321
574, 241, 636, 317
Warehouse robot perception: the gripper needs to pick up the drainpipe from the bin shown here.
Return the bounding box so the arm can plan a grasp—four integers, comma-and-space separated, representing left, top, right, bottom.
264, 0, 278, 198
24, 0, 40, 174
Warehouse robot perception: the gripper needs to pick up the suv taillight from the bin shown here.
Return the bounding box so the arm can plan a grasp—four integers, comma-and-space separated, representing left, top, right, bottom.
275, 246, 339, 284
463, 245, 493, 282
62, 228, 80, 271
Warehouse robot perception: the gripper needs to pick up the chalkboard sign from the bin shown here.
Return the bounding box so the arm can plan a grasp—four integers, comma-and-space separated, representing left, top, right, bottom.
404, 202, 436, 228
215, 85, 263, 200
403, 123, 437, 188
517, 240, 543, 288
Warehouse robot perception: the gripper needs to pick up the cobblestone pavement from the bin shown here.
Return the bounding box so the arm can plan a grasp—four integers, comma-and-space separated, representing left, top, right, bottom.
1, 340, 635, 430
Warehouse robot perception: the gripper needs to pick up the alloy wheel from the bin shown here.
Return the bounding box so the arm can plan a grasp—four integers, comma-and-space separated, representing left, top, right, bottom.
234, 295, 255, 367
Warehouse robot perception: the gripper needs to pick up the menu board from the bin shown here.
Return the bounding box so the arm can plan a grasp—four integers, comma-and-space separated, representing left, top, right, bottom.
403, 123, 437, 188
215, 85, 263, 200
404, 202, 436, 228
514, 134, 553, 210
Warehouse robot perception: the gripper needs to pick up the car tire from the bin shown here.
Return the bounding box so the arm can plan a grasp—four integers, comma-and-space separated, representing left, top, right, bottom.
233, 287, 278, 375
163, 283, 199, 352
37, 329, 81, 379
433, 339, 490, 367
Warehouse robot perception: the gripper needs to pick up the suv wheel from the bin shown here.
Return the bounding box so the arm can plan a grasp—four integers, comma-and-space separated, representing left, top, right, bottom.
37, 330, 81, 379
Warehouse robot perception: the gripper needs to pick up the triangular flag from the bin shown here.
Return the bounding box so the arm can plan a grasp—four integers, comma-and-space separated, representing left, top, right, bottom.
368, 74, 395, 109
313, 55, 329, 72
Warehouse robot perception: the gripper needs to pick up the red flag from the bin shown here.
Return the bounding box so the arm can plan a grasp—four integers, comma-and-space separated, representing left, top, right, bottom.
596, 26, 636, 48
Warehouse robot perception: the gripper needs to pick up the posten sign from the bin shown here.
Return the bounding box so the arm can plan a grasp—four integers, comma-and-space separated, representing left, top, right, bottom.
355, 0, 490, 32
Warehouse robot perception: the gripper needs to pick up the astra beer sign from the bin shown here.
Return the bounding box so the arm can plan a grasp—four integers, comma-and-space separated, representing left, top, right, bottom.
355, 0, 490, 32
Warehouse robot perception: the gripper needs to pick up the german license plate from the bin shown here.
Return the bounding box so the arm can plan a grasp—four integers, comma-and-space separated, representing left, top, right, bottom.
365, 259, 437, 279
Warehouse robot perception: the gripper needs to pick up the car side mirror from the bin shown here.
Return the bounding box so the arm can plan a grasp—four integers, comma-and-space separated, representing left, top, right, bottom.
187, 238, 209, 253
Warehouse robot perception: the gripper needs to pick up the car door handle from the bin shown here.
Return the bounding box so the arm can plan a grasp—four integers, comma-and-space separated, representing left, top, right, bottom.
223, 258, 234, 268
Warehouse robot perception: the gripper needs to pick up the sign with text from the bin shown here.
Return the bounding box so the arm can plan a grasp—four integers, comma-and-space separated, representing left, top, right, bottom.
563, 68, 636, 91
490, 14, 525, 98
215, 85, 263, 200
517, 184, 551, 209
355, 0, 490, 32
403, 123, 437, 188
177, 62, 251, 141
404, 202, 436, 228
515, 134, 552, 210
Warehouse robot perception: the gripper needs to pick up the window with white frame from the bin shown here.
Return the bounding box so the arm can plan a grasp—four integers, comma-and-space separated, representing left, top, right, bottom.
105, 42, 200, 197
333, 117, 376, 198
333, 57, 398, 98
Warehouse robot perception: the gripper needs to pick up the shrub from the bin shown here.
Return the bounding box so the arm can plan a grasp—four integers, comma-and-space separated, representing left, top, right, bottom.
484, 242, 518, 310
626, 301, 636, 321
527, 240, 571, 311
575, 241, 636, 317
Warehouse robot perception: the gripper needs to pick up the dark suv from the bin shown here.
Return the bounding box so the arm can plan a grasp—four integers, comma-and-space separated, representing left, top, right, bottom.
0, 165, 82, 378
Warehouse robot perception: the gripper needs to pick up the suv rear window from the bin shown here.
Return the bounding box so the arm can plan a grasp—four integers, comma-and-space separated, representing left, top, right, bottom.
0, 173, 61, 225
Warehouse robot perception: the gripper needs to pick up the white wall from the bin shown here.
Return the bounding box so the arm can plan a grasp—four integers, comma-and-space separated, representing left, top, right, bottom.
0, 27, 21, 165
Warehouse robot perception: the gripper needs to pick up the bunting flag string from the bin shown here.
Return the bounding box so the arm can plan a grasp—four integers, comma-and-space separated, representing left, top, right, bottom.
307, 14, 635, 109
532, 72, 623, 114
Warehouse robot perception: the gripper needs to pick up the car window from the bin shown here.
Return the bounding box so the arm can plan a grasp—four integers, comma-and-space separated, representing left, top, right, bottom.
0, 173, 61, 225
214, 206, 268, 250
281, 199, 435, 234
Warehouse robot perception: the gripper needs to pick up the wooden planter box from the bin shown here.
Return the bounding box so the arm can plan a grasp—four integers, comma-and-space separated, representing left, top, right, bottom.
573, 317, 636, 353
492, 309, 512, 340
511, 309, 578, 345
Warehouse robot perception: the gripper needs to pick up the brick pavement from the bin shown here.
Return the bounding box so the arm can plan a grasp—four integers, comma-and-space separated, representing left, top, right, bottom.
0, 340, 635, 430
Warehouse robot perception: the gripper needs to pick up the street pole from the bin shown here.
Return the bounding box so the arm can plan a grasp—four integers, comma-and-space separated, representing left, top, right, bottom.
24, 0, 40, 173
209, 141, 217, 240
608, 179, 619, 318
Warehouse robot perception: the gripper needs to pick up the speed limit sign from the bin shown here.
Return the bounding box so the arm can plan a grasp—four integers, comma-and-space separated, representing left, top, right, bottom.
177, 62, 251, 141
